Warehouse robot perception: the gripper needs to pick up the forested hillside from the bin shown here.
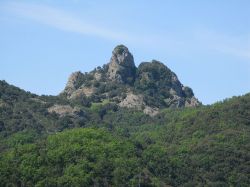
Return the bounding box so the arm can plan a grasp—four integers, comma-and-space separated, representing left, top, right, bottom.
0, 80, 249, 186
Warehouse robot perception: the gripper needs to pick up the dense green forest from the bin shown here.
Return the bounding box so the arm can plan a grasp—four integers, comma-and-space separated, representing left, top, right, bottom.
0, 80, 250, 186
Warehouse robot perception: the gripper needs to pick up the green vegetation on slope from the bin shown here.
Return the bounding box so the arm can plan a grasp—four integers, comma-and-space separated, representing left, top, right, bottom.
0, 80, 250, 186
0, 128, 141, 187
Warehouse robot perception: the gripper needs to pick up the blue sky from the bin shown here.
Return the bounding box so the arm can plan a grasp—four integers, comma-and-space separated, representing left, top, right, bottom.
0, 0, 249, 104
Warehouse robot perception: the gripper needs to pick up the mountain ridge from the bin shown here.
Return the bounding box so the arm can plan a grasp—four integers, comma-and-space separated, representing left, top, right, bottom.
0, 78, 249, 186
62, 45, 200, 116
1, 45, 249, 186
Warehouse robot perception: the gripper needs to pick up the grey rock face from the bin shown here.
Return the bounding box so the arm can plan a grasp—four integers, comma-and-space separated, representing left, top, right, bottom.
118, 92, 159, 116
63, 71, 84, 97
48, 105, 84, 117
185, 97, 200, 107
118, 93, 144, 109
107, 45, 136, 84
171, 73, 184, 96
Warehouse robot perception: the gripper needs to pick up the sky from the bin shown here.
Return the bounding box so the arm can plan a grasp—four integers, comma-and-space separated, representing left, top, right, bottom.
0, 0, 249, 105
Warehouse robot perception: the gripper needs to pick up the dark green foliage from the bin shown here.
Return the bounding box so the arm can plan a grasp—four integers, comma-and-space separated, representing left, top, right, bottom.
0, 81, 86, 136
74, 73, 95, 89
70, 94, 91, 107
135, 60, 173, 91
134, 60, 190, 108
114, 44, 127, 55
183, 86, 194, 98
0, 80, 250, 186
0, 80, 35, 104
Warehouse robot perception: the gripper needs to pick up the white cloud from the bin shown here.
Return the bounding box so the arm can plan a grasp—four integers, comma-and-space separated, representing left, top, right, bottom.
2, 1, 250, 60
2, 1, 184, 50
2, 2, 132, 41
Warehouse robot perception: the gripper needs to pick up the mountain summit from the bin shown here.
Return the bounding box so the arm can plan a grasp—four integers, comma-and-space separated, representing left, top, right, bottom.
1, 45, 249, 186
62, 45, 200, 115
107, 45, 136, 84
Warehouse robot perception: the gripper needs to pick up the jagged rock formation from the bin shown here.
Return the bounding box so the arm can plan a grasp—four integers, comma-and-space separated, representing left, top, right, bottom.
107, 45, 136, 84
62, 45, 200, 116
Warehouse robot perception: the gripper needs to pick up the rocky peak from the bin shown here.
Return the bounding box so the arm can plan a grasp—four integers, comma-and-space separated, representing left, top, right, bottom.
107, 45, 136, 84
111, 45, 135, 67
62, 45, 201, 116
135, 60, 200, 108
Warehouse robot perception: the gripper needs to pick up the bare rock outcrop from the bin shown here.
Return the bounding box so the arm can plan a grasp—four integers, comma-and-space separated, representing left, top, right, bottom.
69, 87, 96, 99
48, 104, 84, 117
107, 45, 136, 84
63, 71, 84, 97
118, 93, 144, 109
118, 93, 159, 116
185, 97, 200, 107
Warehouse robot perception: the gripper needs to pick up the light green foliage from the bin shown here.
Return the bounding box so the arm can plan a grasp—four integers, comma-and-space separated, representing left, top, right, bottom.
0, 128, 139, 186
90, 99, 110, 111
